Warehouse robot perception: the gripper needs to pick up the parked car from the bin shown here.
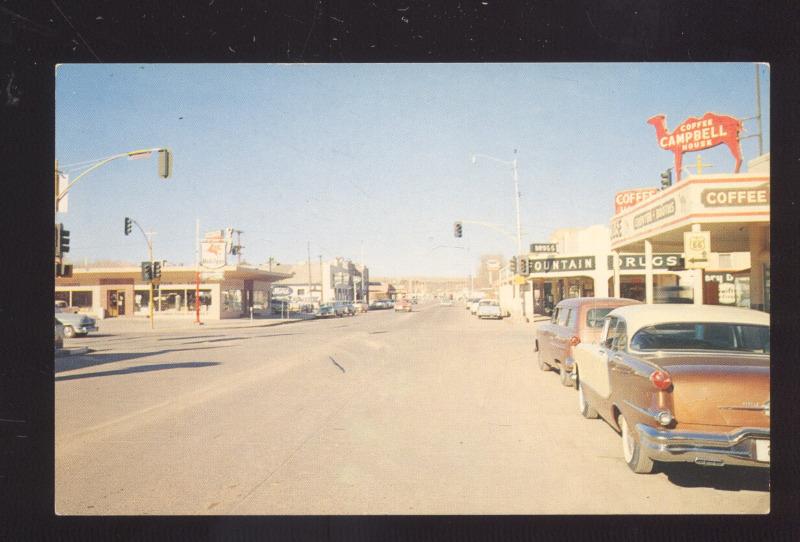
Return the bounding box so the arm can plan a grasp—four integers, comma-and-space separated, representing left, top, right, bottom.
476, 299, 503, 319
535, 297, 641, 386
465, 297, 480, 310
469, 299, 481, 315
333, 301, 356, 316
572, 304, 770, 474
55, 307, 98, 338
55, 300, 80, 313
352, 302, 369, 313
54, 318, 65, 350
316, 303, 338, 318
394, 299, 412, 312
370, 299, 392, 310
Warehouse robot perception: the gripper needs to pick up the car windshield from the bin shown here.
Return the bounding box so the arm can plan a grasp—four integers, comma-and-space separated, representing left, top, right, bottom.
630, 322, 770, 353
586, 308, 614, 328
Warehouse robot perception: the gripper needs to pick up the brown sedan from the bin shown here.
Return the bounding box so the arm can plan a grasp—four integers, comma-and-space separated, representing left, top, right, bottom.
534, 297, 640, 387
573, 304, 770, 473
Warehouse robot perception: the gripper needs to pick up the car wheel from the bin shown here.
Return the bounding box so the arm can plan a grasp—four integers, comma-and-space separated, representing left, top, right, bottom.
619, 413, 655, 474
63, 325, 76, 338
559, 365, 573, 387
577, 376, 599, 419
537, 346, 550, 371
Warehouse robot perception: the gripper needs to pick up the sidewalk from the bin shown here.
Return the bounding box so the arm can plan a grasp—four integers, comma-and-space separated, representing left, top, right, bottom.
92, 313, 317, 333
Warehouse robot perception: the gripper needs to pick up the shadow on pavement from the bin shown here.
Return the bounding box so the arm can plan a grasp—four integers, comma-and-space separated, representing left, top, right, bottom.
54, 346, 225, 373
55, 361, 221, 382
659, 463, 770, 492
157, 334, 226, 341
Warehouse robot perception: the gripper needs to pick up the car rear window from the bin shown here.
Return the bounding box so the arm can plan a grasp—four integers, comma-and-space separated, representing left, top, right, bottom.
630, 322, 770, 353
586, 308, 614, 328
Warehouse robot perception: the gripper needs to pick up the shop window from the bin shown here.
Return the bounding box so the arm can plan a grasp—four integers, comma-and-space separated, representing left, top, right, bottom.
297, 288, 305, 296
71, 291, 93, 307
156, 290, 186, 312
55, 292, 70, 304
223, 289, 243, 312
135, 290, 149, 312
188, 290, 213, 311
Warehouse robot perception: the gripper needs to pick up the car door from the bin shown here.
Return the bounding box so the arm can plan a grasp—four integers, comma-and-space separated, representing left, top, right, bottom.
549, 307, 571, 363
581, 316, 621, 399
538, 307, 559, 360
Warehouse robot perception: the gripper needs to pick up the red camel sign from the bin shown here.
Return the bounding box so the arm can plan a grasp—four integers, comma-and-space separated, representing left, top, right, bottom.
647, 113, 743, 182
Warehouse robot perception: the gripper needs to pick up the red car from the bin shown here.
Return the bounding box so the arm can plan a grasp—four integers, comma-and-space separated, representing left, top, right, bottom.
535, 297, 640, 386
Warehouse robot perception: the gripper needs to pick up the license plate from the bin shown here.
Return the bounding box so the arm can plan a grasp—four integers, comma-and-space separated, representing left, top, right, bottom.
755, 439, 770, 463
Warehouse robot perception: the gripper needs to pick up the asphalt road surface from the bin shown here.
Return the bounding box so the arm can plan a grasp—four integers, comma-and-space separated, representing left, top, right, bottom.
55, 302, 769, 515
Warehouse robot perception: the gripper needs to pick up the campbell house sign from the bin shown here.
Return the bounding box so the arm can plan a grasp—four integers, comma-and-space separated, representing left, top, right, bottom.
647, 112, 744, 182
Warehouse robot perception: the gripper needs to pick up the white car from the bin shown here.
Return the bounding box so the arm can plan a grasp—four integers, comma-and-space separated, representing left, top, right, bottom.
470, 300, 482, 315
477, 299, 503, 319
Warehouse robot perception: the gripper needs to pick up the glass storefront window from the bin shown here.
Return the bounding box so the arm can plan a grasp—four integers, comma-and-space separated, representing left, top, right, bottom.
187, 290, 212, 311
223, 289, 242, 312
71, 291, 93, 307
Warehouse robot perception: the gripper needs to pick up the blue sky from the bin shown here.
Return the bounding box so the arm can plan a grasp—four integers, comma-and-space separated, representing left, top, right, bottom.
55, 63, 769, 277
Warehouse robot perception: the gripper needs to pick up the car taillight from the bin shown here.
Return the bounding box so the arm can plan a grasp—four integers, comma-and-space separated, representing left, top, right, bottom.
649, 370, 672, 390
569, 336, 581, 347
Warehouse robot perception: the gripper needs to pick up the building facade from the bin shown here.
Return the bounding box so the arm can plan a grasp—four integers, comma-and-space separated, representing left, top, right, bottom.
270, 257, 369, 307
55, 265, 292, 320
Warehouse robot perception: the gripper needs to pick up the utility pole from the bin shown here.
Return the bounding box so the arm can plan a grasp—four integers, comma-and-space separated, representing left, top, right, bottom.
319, 255, 324, 303
195, 219, 201, 324
307, 241, 312, 302
755, 64, 763, 156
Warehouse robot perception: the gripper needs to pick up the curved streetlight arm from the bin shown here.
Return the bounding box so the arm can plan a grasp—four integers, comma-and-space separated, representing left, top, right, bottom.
56, 147, 168, 203
471, 153, 514, 168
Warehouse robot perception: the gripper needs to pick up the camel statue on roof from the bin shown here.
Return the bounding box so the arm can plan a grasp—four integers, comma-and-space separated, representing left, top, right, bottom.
647, 113, 744, 182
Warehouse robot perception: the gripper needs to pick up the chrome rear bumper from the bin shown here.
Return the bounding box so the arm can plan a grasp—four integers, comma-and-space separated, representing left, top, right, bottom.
636, 424, 770, 468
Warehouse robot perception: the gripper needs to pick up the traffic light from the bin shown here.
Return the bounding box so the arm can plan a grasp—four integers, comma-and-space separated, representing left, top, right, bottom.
510, 256, 517, 273
519, 257, 528, 274
55, 262, 73, 277
660, 168, 673, 189
454, 221, 463, 238
158, 149, 172, 179
141, 261, 153, 281
124, 217, 132, 235
152, 261, 162, 279
55, 223, 70, 254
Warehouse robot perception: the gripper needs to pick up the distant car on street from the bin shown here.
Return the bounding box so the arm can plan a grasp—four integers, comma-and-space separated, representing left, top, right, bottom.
439, 298, 454, 306
476, 299, 503, 319
394, 299, 412, 312
55, 300, 80, 313
55, 307, 98, 338
316, 303, 337, 318
353, 302, 369, 313
469, 299, 482, 315
369, 299, 392, 310
333, 301, 355, 316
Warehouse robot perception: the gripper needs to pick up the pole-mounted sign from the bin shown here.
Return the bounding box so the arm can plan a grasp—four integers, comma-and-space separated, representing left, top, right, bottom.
683, 230, 711, 269
530, 243, 557, 254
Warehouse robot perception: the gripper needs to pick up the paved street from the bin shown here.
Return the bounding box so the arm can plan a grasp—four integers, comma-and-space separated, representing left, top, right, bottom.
55, 303, 769, 515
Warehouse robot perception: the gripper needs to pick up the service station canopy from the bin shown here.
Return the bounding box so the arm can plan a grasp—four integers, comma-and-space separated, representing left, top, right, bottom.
609, 172, 769, 254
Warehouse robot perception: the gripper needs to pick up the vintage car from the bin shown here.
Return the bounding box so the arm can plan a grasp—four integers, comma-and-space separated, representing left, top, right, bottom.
476, 299, 503, 319
55, 307, 98, 338
394, 299, 412, 312
535, 297, 640, 386
572, 304, 770, 474
316, 303, 338, 318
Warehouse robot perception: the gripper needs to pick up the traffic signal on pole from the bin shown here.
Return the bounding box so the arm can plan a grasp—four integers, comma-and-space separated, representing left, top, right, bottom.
660, 168, 673, 189
520, 257, 528, 274
124, 217, 132, 235
55, 262, 73, 278
158, 149, 172, 179
56, 223, 70, 253
510, 256, 517, 273
152, 261, 162, 279
141, 261, 153, 281
454, 221, 462, 238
